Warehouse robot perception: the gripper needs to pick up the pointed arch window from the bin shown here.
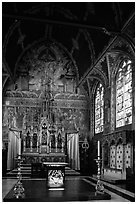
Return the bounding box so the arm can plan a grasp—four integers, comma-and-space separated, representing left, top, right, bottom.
116, 59, 132, 128
95, 83, 104, 134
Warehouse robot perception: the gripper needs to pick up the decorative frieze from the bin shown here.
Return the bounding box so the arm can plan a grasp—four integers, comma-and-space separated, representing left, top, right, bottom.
3, 97, 41, 107
101, 130, 134, 146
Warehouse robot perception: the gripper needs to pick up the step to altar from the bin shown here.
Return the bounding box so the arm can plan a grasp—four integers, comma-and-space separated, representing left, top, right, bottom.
6, 164, 80, 178
92, 174, 125, 184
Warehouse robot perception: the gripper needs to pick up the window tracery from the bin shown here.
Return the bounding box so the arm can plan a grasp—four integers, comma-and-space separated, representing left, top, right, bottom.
116, 59, 132, 128
95, 83, 104, 134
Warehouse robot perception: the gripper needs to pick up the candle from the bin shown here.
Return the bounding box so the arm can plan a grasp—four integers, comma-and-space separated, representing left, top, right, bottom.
98, 140, 100, 157
19, 137, 21, 155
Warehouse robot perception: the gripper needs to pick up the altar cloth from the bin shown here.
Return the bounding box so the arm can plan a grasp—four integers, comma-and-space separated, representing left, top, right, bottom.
43, 162, 68, 189
3, 178, 111, 202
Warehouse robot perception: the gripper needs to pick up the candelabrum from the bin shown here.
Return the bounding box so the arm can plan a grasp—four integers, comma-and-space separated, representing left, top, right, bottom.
95, 156, 104, 195
13, 155, 25, 199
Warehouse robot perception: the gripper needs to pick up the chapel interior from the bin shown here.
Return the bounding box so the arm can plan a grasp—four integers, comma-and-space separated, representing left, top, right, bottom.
2, 2, 135, 202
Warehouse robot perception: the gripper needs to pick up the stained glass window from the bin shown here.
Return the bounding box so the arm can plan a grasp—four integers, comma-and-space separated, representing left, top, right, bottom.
116, 59, 132, 128
95, 83, 104, 134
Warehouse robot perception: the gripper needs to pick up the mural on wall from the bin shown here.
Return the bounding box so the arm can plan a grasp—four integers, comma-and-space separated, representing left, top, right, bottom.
54, 107, 89, 134
16, 42, 77, 94
2, 41, 89, 152
3, 99, 89, 140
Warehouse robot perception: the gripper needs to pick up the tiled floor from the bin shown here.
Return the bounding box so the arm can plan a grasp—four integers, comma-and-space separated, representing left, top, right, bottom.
2, 177, 132, 202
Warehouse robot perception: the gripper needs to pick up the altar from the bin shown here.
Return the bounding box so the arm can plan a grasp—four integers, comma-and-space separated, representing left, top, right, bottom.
43, 162, 68, 189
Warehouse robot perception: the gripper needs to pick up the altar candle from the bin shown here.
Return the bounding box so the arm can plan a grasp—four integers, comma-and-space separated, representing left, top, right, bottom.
97, 140, 100, 157
19, 137, 21, 155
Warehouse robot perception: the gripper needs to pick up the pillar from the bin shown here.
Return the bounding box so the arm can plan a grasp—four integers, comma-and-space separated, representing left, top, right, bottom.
102, 146, 104, 174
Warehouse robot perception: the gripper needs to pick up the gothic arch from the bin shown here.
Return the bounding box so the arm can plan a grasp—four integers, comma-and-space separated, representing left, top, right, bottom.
89, 78, 105, 138
89, 67, 108, 90
14, 38, 79, 80
80, 29, 95, 66
108, 35, 134, 88
3, 20, 20, 56
111, 51, 134, 130
102, 139, 110, 147
120, 33, 135, 53
109, 35, 134, 56
111, 51, 134, 80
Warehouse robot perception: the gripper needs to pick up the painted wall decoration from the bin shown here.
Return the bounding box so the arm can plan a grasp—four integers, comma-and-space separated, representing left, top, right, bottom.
2, 41, 89, 156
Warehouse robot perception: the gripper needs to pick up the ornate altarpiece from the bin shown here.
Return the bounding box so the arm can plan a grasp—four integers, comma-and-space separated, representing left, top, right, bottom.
2, 41, 89, 165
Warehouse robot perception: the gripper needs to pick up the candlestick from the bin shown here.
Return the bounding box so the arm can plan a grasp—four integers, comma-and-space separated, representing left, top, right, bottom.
14, 155, 25, 198
98, 140, 100, 157
18, 132, 22, 155
95, 157, 104, 195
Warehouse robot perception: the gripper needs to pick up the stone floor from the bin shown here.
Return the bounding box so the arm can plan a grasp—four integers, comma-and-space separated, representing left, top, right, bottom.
2, 176, 134, 202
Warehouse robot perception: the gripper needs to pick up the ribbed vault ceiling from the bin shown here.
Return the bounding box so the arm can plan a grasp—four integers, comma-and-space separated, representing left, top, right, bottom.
2, 2, 135, 84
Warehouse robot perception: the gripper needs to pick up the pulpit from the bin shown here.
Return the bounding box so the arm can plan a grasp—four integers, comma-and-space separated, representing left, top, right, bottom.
43, 162, 67, 189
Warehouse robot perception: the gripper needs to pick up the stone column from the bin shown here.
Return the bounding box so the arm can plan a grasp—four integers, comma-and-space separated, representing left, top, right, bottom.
102, 146, 104, 173
110, 79, 116, 132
